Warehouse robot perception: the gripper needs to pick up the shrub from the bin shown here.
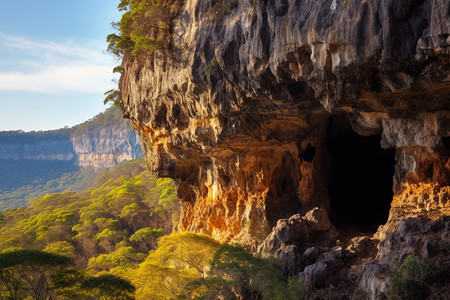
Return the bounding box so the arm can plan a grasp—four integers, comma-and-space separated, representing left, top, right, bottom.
207, 0, 238, 21
389, 255, 439, 300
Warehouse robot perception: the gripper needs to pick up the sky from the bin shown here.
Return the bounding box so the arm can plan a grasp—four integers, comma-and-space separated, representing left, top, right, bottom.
0, 0, 122, 131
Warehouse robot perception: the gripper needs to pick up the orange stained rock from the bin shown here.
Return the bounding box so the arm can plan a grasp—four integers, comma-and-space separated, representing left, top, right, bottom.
178, 188, 270, 245
376, 183, 449, 240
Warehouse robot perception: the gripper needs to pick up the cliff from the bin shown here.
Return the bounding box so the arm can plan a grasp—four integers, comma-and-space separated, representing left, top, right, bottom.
0, 107, 143, 168
117, 0, 449, 297
71, 107, 143, 168
120, 0, 449, 239
0, 129, 74, 161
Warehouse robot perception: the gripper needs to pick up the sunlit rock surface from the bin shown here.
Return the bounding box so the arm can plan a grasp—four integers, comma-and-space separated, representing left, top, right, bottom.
120, 0, 449, 246
72, 125, 143, 168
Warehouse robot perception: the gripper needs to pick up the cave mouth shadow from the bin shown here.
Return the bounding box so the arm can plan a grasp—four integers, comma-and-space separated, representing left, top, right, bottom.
327, 116, 396, 232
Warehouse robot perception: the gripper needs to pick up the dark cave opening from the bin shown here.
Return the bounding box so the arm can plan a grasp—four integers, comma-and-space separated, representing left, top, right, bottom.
327, 116, 396, 231
302, 144, 316, 162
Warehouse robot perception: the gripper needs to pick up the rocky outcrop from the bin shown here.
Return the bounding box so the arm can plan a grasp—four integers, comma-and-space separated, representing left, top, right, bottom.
120, 0, 450, 246
71, 126, 142, 168
360, 217, 450, 299
257, 207, 337, 274
375, 183, 450, 240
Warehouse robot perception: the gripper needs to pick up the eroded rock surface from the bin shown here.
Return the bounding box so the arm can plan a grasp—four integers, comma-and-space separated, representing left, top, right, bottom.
257, 207, 337, 274
120, 0, 450, 245
360, 217, 450, 299
72, 126, 143, 168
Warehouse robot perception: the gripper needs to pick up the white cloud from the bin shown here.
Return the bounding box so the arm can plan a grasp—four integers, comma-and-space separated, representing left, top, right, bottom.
0, 33, 118, 94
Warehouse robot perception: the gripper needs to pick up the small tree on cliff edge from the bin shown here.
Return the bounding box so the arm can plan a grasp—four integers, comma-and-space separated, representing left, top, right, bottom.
104, 0, 183, 107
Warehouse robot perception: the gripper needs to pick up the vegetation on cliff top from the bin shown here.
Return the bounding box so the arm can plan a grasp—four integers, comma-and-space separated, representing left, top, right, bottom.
0, 128, 72, 144
105, 0, 183, 107
107, 0, 181, 58
71, 106, 125, 137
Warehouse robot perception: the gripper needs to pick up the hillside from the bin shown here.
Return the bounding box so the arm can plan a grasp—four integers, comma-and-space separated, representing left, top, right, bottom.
0, 159, 178, 264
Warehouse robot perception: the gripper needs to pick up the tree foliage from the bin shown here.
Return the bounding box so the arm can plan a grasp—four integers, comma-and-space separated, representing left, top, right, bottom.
129, 227, 164, 252
82, 274, 135, 300
0, 159, 178, 265
88, 246, 146, 273
107, 0, 180, 59
186, 244, 307, 300
130, 232, 220, 299
0, 249, 77, 300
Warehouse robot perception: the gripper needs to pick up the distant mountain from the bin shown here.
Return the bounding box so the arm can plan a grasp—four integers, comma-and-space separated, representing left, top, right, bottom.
0, 106, 144, 209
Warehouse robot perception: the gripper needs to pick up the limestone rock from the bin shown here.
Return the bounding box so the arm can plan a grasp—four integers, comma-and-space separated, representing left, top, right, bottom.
316, 251, 344, 273
331, 245, 344, 258
258, 208, 338, 275
302, 247, 320, 264
358, 262, 389, 300
422, 239, 439, 259
300, 262, 330, 288
375, 184, 450, 241
119, 0, 450, 245
344, 236, 377, 258
359, 217, 450, 299
305, 207, 332, 232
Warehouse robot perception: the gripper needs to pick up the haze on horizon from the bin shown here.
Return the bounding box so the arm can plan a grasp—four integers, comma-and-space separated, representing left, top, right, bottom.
0, 0, 121, 132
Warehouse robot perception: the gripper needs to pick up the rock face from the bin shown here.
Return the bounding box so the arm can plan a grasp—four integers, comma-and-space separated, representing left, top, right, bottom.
360, 216, 450, 299
0, 107, 143, 168
257, 207, 337, 274
0, 136, 75, 161
120, 0, 450, 246
71, 125, 143, 168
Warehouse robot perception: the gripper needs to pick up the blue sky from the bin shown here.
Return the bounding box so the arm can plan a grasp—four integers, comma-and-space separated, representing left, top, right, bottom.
0, 0, 122, 131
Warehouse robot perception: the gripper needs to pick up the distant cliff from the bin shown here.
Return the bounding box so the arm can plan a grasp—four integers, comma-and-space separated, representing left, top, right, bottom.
0, 107, 143, 168
0, 129, 74, 161
71, 107, 143, 168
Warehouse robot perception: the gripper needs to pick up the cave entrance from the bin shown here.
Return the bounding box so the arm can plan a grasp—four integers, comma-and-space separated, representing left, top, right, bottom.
327, 115, 396, 231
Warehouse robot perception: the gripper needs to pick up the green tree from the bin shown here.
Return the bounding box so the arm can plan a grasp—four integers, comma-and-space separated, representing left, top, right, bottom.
103, 89, 122, 108
82, 274, 135, 300
88, 246, 146, 272
96, 228, 127, 254
152, 178, 179, 227
129, 227, 163, 252
120, 203, 143, 232
43, 241, 77, 258
132, 232, 220, 299
107, 0, 179, 58
197, 244, 295, 300
389, 255, 439, 300
0, 249, 78, 300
